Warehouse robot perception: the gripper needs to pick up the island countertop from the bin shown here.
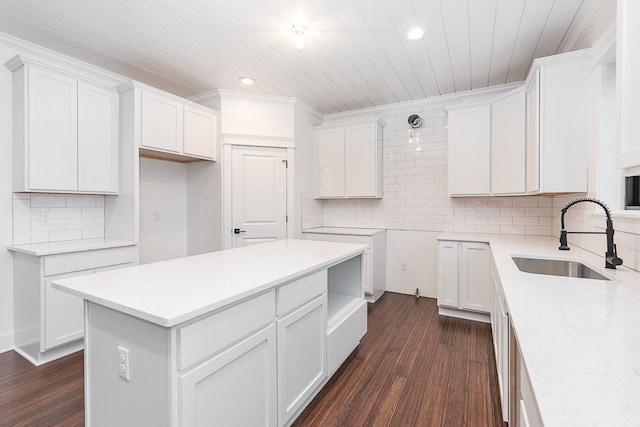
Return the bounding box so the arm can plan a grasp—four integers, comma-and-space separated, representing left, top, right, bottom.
52, 239, 366, 328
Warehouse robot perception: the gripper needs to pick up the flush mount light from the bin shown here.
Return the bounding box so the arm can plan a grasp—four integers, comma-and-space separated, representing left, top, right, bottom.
405, 26, 425, 41
239, 76, 255, 85
292, 24, 307, 52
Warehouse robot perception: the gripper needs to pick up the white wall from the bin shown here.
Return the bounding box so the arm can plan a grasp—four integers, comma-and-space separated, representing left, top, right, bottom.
139, 158, 188, 264
0, 44, 14, 351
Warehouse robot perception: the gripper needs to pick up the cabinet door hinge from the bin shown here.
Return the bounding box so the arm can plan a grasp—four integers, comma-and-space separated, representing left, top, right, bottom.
286, 215, 288, 223
282, 159, 288, 168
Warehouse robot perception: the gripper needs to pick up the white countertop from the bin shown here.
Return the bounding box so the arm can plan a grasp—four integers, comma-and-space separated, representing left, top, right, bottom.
52, 239, 366, 328
439, 233, 640, 427
7, 238, 136, 256
303, 227, 385, 236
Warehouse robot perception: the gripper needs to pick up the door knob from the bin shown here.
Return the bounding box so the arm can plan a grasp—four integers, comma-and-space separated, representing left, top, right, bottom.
233, 228, 247, 234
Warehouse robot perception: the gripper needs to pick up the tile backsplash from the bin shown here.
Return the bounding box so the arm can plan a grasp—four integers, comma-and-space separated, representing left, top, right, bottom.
12, 193, 105, 245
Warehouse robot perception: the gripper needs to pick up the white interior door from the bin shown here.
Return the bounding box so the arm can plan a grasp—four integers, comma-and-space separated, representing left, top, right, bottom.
231, 146, 287, 247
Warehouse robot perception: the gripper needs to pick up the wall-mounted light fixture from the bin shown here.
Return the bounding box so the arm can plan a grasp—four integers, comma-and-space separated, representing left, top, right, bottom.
407, 114, 422, 141
292, 25, 307, 52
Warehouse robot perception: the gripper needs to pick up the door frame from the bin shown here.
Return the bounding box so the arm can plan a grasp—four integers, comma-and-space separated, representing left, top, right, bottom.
222, 141, 295, 250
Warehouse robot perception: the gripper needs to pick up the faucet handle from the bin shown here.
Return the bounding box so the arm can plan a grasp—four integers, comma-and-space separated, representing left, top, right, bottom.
559, 230, 570, 250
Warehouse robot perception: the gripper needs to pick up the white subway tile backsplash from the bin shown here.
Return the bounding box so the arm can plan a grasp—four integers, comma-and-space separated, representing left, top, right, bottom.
11, 193, 105, 244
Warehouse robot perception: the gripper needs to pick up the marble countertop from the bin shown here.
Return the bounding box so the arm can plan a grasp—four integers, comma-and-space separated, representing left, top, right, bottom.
439, 233, 640, 427
303, 227, 386, 236
52, 239, 366, 328
7, 238, 136, 256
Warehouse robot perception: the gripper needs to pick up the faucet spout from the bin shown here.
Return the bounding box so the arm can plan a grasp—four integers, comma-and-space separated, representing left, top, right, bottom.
558, 198, 623, 269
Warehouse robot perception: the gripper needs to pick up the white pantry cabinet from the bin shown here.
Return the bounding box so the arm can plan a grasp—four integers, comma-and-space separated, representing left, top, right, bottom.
314, 119, 384, 198
304, 228, 386, 302
437, 240, 491, 322
617, 0, 640, 169
12, 245, 135, 365
447, 103, 491, 196
6, 56, 119, 194
526, 50, 589, 193
491, 88, 526, 195
121, 82, 218, 162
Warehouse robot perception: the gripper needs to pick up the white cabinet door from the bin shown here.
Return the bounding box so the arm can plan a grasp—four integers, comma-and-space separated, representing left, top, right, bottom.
617, 0, 640, 169
459, 242, 491, 312
447, 104, 491, 195
27, 66, 78, 191
43, 269, 91, 350
437, 241, 459, 308
180, 324, 277, 427
77, 82, 119, 193
491, 90, 526, 194
526, 74, 540, 193
277, 294, 327, 426
183, 104, 217, 160
141, 91, 183, 153
345, 123, 380, 197
316, 128, 345, 198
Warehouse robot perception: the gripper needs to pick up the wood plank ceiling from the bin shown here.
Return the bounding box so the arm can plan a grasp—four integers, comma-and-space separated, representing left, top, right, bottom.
0, 0, 591, 114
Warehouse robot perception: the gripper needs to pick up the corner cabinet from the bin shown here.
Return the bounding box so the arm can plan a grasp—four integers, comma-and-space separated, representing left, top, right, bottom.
526, 50, 589, 193
314, 119, 384, 199
437, 240, 491, 322
6, 56, 119, 194
617, 0, 640, 169
120, 82, 218, 162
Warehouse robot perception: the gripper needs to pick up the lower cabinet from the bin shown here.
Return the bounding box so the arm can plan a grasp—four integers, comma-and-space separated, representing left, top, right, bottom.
515, 341, 543, 427
277, 294, 327, 426
12, 245, 135, 365
437, 240, 491, 321
180, 324, 277, 427
490, 262, 510, 423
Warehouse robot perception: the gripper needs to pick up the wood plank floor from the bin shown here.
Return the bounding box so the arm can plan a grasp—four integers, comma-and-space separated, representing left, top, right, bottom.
0, 293, 504, 426
293, 293, 506, 427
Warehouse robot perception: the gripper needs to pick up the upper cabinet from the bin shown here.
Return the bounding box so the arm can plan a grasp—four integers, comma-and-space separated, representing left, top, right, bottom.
314, 119, 384, 199
526, 50, 589, 193
617, 0, 640, 170
491, 89, 526, 195
447, 103, 491, 196
121, 82, 218, 162
447, 49, 589, 197
6, 56, 119, 194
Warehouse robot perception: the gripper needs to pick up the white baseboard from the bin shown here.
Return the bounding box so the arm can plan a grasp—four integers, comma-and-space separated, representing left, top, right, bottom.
438, 306, 490, 324
0, 331, 14, 354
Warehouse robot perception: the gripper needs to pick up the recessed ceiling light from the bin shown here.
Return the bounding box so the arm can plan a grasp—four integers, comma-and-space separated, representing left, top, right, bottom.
239, 76, 255, 85
292, 25, 307, 52
405, 26, 425, 41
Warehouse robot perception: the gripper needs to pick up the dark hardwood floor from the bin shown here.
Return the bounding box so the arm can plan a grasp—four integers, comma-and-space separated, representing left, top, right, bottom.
0, 293, 504, 427
293, 293, 505, 427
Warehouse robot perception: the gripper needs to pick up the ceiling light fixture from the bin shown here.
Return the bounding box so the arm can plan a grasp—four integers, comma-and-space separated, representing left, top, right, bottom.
405, 26, 425, 41
292, 24, 307, 52
239, 76, 255, 85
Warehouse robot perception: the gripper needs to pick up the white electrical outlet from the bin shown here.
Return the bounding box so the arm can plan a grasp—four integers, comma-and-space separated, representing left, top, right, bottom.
40, 212, 51, 225
153, 211, 160, 221
118, 345, 130, 381
401, 262, 408, 271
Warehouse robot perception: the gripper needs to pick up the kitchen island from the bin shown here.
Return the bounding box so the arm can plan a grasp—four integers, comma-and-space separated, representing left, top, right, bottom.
53, 239, 367, 427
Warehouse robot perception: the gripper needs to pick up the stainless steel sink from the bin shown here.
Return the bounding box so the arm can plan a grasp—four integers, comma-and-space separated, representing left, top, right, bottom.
512, 256, 610, 281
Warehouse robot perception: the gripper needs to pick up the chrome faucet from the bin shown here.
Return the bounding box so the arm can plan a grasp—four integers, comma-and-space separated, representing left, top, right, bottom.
559, 198, 623, 269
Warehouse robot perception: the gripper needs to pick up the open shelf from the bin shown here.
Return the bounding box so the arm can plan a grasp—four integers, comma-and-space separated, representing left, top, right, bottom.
327, 254, 363, 328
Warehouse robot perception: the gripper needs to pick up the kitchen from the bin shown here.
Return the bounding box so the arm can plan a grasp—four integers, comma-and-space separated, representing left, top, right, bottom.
1, 0, 640, 426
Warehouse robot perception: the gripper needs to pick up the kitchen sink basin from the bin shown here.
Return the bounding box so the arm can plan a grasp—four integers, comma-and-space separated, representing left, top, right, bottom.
511, 256, 610, 281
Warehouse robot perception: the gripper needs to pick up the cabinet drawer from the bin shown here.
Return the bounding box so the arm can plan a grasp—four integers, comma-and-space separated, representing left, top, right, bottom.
277, 270, 326, 316
44, 246, 135, 276
177, 290, 275, 370
327, 299, 366, 376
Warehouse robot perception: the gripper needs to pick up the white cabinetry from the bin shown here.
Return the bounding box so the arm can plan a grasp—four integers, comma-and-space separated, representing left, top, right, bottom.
12, 245, 135, 365
121, 82, 218, 162
515, 341, 543, 427
491, 89, 526, 195
447, 104, 491, 196
526, 50, 589, 193
305, 228, 386, 302
617, 0, 640, 169
6, 56, 119, 194
314, 119, 384, 199
490, 261, 510, 423
437, 240, 491, 321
